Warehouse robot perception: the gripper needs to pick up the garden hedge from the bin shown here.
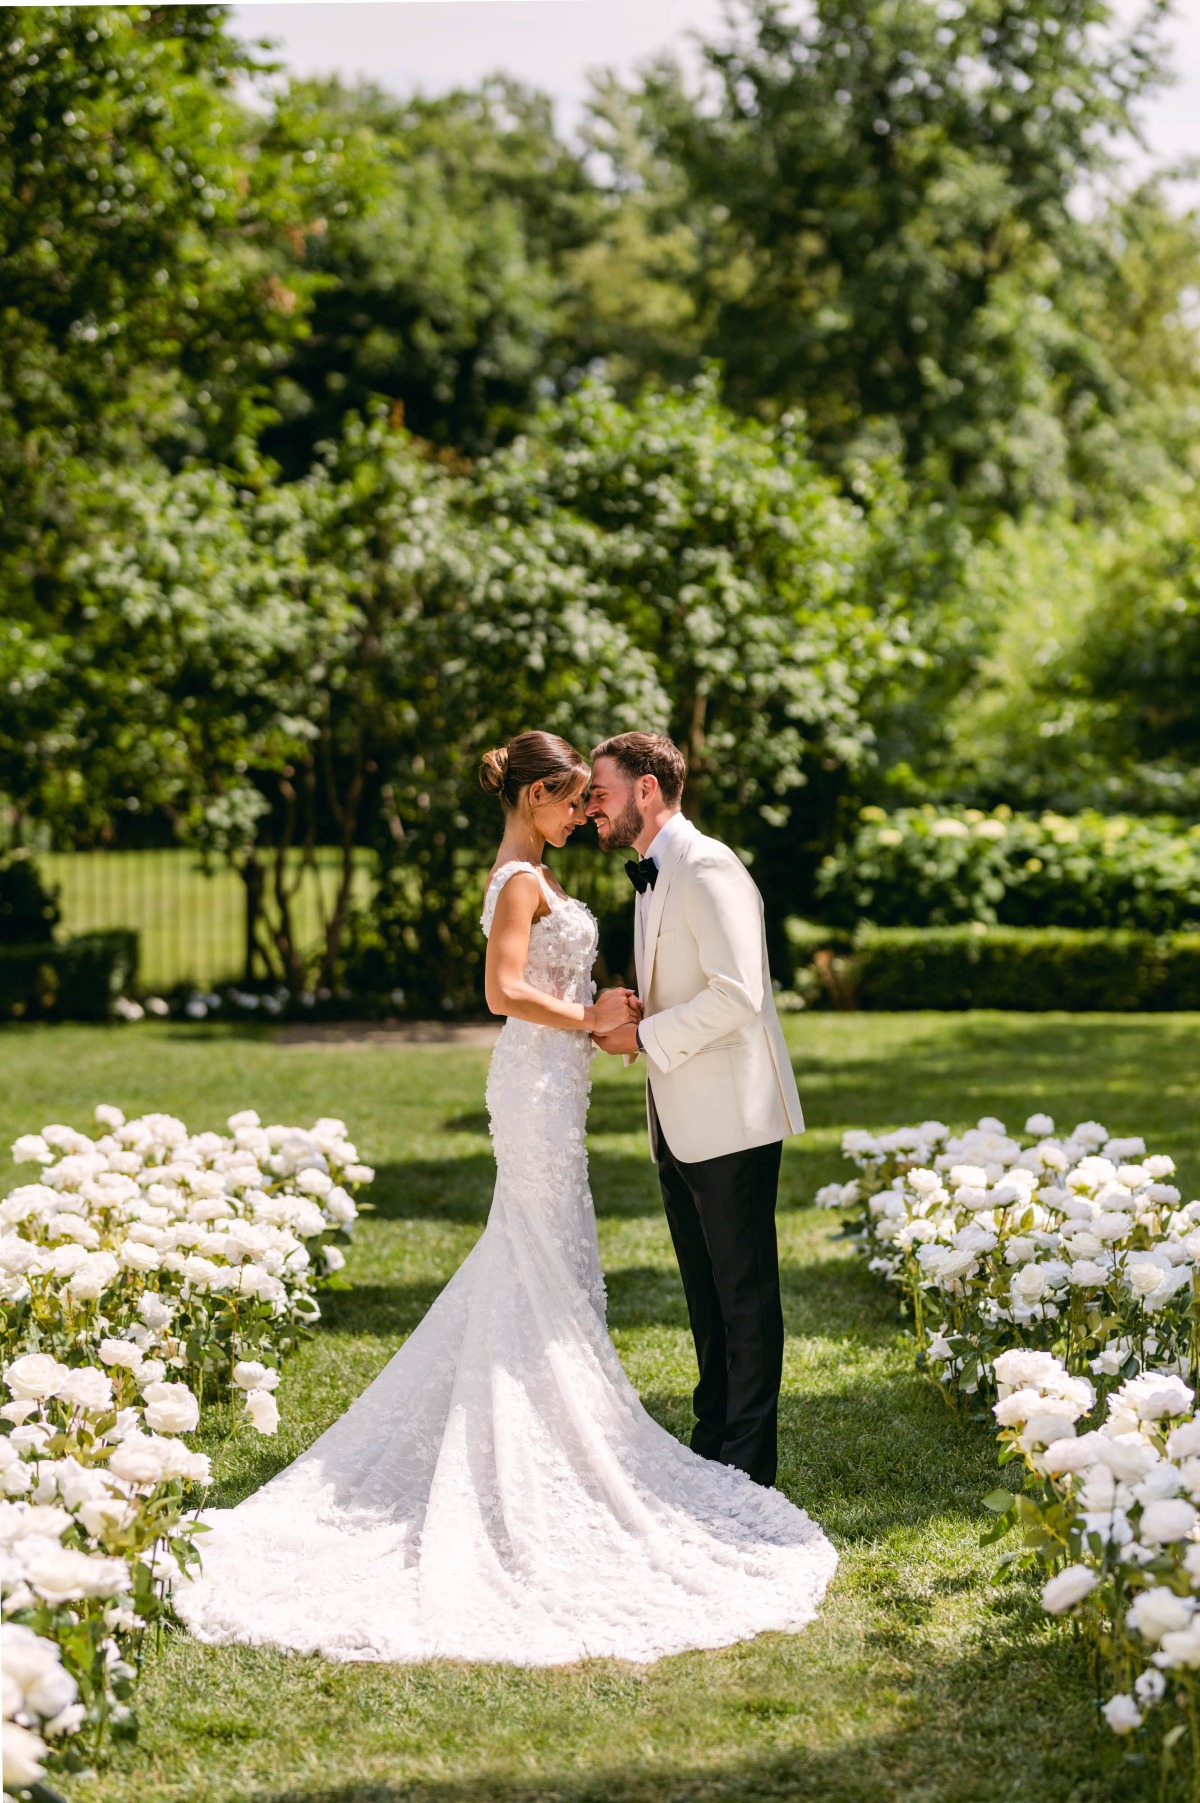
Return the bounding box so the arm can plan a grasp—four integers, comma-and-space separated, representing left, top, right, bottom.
0, 930, 139, 1022
786, 923, 1200, 1011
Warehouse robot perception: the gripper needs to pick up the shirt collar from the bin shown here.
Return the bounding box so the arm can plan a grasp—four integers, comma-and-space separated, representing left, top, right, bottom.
645, 810, 689, 868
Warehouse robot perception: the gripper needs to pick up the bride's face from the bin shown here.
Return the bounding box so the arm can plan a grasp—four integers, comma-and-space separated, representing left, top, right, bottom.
529, 778, 589, 849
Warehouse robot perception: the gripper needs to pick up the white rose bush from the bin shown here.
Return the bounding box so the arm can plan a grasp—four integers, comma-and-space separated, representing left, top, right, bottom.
818, 1113, 1200, 1789
0, 1105, 372, 1795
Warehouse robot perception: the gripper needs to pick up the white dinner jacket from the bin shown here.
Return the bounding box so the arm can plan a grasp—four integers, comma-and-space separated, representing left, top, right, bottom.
628, 816, 805, 1163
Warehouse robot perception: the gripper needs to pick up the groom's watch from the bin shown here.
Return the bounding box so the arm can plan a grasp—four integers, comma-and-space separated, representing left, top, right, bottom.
635, 1024, 645, 1052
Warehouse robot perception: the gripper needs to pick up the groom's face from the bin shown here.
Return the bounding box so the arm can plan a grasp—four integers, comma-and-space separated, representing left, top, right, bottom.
587, 757, 644, 851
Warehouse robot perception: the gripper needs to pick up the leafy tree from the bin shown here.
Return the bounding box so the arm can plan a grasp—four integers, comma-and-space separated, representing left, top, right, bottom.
261, 76, 600, 469
0, 5, 324, 473
588, 0, 1183, 515
469, 373, 986, 940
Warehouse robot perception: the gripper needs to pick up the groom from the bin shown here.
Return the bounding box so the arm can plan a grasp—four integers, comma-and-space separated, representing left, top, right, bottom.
587, 733, 804, 1488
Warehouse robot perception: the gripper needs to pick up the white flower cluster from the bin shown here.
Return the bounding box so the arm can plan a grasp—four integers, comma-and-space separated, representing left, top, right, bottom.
0, 1103, 372, 1794
994, 1350, 1200, 1741
2, 1623, 82, 1794
823, 1114, 1193, 1391
820, 1112, 1200, 1764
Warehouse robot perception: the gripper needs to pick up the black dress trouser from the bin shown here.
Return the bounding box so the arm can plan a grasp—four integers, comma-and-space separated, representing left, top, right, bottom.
655, 1118, 785, 1489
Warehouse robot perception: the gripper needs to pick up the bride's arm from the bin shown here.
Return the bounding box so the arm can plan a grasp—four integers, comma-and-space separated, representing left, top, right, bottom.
484, 874, 639, 1034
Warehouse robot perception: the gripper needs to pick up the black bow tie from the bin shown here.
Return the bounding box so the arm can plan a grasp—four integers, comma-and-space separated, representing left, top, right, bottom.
625, 856, 657, 895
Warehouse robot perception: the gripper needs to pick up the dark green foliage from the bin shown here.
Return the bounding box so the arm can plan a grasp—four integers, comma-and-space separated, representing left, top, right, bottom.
817, 807, 1200, 932
0, 928, 137, 1020
0, 852, 61, 943
262, 77, 598, 468
595, 0, 1188, 518
823, 924, 1200, 1010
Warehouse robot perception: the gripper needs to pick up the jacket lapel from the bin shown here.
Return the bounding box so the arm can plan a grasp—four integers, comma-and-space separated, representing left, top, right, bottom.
641, 820, 693, 1000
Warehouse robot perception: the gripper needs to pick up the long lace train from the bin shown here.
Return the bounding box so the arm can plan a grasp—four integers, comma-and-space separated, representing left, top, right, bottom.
174, 862, 837, 1663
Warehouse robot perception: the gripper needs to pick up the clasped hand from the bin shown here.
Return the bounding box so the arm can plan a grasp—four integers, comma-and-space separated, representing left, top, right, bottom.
590, 986, 642, 1057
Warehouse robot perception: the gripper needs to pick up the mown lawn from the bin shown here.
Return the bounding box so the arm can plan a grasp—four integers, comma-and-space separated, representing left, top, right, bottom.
3, 1012, 1199, 1803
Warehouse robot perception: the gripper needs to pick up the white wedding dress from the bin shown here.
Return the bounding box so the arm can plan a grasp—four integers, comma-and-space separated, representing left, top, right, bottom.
175, 862, 837, 1664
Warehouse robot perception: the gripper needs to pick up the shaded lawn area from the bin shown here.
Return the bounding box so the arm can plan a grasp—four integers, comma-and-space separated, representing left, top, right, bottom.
2, 1012, 1197, 1803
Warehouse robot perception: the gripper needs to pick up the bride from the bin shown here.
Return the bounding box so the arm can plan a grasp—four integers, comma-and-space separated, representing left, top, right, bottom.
175, 731, 837, 1664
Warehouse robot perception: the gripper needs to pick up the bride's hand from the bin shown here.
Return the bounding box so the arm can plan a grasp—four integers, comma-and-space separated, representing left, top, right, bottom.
590, 988, 642, 1036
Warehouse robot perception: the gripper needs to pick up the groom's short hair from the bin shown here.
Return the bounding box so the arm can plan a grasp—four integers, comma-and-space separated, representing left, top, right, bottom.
591, 733, 687, 807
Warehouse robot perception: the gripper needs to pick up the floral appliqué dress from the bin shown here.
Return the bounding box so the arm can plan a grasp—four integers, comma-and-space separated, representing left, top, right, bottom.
175, 861, 837, 1663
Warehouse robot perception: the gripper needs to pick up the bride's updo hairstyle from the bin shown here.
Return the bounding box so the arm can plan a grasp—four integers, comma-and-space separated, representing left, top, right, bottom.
479, 731, 589, 811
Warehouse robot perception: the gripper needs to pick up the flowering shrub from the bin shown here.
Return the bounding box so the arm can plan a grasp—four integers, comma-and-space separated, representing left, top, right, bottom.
817, 806, 1200, 933
818, 1114, 1200, 1780
991, 1354, 1200, 1786
0, 1104, 373, 1794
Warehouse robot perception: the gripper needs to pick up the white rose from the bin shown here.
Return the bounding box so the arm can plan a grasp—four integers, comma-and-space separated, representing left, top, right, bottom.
1070, 1260, 1109, 1288
1168, 1421, 1200, 1460
140, 1382, 199, 1435
232, 1360, 268, 1390
1, 1399, 38, 1424
78, 1496, 137, 1538
1094, 1435, 1159, 1483
1126, 1586, 1196, 1644
94, 1104, 125, 1130
244, 1388, 279, 1435
227, 1110, 262, 1131
1011, 1263, 1048, 1302
1040, 1432, 1104, 1476
119, 1240, 161, 1272
1156, 1625, 1200, 1670
1129, 1261, 1170, 1296
2, 1719, 49, 1786
98, 1339, 144, 1371
57, 1368, 114, 1414
11, 1134, 52, 1166
1112, 1373, 1194, 1422
296, 1168, 333, 1197
1139, 1499, 1199, 1545
1101, 1694, 1142, 1735
107, 1439, 169, 1487
137, 1291, 173, 1328
1, 1623, 77, 1720
62, 1250, 119, 1301
321, 1244, 346, 1273
1025, 1114, 1055, 1136
1134, 1667, 1167, 1705
23, 1543, 129, 1604
4, 1353, 70, 1401
1042, 1565, 1098, 1613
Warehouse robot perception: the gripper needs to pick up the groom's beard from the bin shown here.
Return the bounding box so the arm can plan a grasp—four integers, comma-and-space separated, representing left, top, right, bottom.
599, 796, 645, 851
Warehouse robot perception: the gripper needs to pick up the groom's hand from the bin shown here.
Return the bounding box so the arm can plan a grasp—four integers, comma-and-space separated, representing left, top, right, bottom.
592, 1022, 640, 1056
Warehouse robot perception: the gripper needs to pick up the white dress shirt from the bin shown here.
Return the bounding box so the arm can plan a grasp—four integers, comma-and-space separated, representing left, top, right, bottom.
634, 811, 690, 1070
636, 810, 689, 968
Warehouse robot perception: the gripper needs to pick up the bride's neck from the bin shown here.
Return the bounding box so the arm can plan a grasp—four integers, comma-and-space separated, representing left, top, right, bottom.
497, 823, 546, 867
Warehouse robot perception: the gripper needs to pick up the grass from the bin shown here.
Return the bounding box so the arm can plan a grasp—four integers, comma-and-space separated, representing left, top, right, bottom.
38, 848, 378, 991
3, 1010, 1199, 1803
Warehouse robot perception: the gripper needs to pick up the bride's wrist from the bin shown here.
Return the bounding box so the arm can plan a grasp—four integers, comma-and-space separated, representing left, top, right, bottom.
580, 1003, 596, 1033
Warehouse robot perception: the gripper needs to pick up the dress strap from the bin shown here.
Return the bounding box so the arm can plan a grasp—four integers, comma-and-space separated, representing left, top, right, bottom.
480, 861, 556, 937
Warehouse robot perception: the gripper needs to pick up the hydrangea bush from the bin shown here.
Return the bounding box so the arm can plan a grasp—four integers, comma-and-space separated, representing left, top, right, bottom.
816, 806, 1200, 932
0, 1105, 373, 1795
818, 1115, 1200, 1785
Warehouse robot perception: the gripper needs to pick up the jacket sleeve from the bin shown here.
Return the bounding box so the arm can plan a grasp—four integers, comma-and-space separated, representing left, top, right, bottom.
637, 853, 764, 1075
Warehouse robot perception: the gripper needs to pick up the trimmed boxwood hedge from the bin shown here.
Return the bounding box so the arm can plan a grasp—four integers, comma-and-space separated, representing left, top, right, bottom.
785, 923, 1200, 1011
0, 931, 139, 1022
